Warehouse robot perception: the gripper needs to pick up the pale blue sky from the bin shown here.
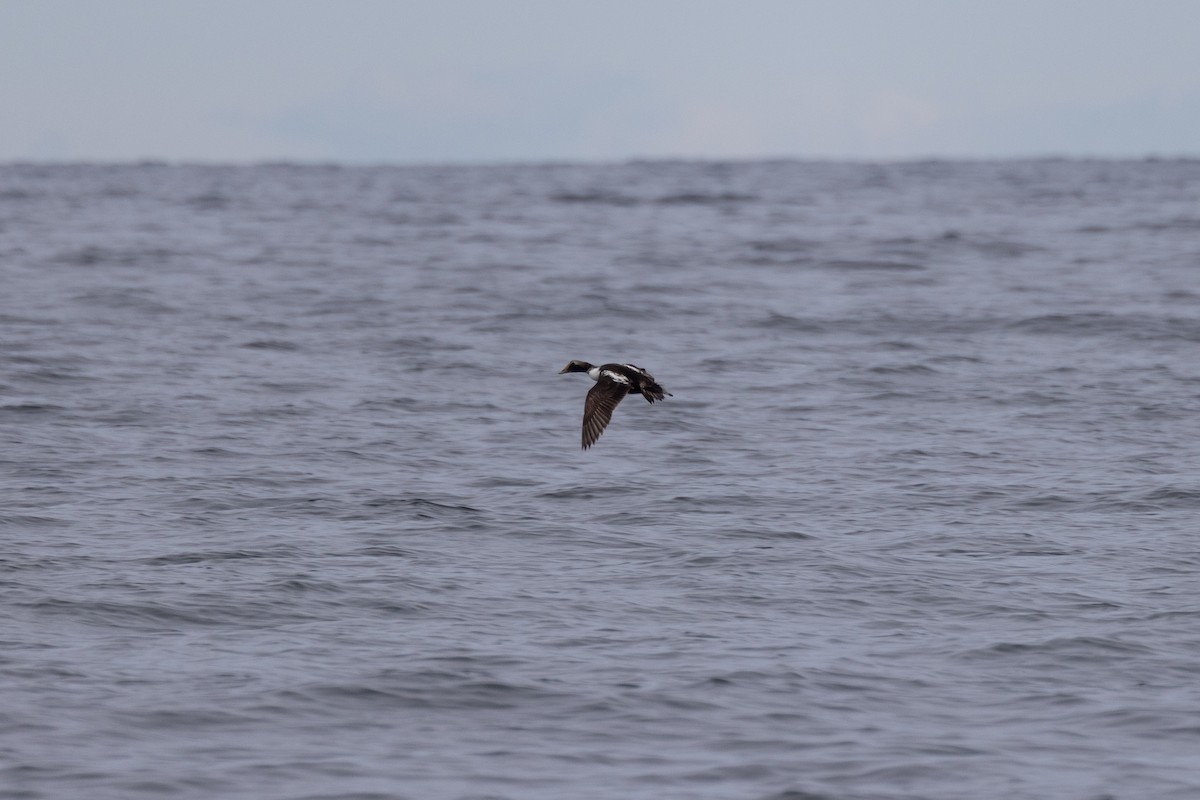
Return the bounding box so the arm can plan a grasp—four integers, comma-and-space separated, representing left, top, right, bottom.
3, 0, 1199, 163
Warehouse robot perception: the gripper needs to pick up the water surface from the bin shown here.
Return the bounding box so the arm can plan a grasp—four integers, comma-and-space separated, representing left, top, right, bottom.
3, 160, 1200, 799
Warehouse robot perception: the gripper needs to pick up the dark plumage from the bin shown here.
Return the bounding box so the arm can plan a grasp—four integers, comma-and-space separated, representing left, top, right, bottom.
558, 360, 672, 449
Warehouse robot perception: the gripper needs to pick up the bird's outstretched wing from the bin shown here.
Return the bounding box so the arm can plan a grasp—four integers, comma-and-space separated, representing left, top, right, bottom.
582, 377, 630, 449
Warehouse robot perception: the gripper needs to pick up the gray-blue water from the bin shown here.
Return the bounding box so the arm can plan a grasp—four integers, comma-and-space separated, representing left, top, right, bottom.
3, 160, 1200, 800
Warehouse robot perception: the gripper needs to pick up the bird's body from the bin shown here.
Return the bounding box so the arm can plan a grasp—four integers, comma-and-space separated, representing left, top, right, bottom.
559, 360, 671, 449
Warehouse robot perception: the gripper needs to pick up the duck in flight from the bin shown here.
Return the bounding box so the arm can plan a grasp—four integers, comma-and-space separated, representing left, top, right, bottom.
559, 360, 671, 449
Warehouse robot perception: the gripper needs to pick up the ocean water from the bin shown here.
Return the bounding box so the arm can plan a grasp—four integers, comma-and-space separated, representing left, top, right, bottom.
2, 159, 1200, 800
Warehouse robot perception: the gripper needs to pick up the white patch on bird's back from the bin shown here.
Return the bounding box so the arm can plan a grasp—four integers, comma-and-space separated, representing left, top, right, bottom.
601, 369, 630, 384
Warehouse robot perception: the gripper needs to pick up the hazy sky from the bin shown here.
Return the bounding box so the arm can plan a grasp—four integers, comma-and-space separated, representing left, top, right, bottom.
3, 0, 1199, 163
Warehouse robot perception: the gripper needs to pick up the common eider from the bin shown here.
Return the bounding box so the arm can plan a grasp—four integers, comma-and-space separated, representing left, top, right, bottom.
559, 360, 672, 449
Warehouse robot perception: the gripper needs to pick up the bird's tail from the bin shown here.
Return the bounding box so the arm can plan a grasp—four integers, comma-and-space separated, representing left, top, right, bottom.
641, 384, 670, 402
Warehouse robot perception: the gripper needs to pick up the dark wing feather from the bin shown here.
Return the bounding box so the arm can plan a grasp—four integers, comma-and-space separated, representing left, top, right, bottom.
582, 377, 629, 449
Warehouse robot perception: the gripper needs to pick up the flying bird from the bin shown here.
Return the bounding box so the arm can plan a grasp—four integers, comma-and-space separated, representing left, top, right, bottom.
559, 360, 671, 449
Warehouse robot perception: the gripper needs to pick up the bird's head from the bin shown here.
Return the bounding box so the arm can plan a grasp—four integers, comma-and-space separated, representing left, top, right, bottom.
558, 360, 592, 374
